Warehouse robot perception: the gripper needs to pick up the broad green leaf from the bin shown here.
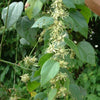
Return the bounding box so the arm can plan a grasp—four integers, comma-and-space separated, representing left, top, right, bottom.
41, 59, 60, 86
25, 0, 43, 19
48, 88, 57, 100
70, 11, 88, 38
76, 5, 91, 23
70, 84, 86, 100
32, 16, 54, 28
2, 2, 23, 29
77, 41, 95, 65
16, 16, 38, 45
27, 81, 40, 92
64, 38, 80, 57
38, 53, 53, 66
64, 38, 95, 65
63, 0, 76, 9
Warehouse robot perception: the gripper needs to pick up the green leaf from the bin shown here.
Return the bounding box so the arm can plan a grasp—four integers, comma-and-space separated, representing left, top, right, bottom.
48, 88, 57, 100
38, 53, 53, 66
63, 0, 76, 9
32, 16, 54, 28
64, 38, 95, 65
27, 81, 40, 92
70, 11, 88, 38
76, 5, 91, 23
64, 38, 80, 57
41, 59, 60, 86
77, 41, 95, 65
0, 66, 9, 82
2, 2, 23, 29
16, 16, 38, 45
25, 0, 43, 19
70, 84, 87, 100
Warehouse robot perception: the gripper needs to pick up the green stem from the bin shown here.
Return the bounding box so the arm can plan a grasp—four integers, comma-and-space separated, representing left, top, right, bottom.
13, 34, 19, 88
15, 34, 19, 64
0, 31, 5, 58
29, 41, 38, 56
0, 59, 32, 71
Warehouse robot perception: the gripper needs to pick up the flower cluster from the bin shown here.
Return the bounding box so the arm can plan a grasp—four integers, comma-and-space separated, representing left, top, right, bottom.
46, 0, 71, 98
50, 72, 67, 85
20, 74, 30, 83
38, 29, 46, 43
24, 56, 37, 67
70, 49, 75, 59
57, 87, 67, 97
46, 0, 69, 68
51, 0, 68, 19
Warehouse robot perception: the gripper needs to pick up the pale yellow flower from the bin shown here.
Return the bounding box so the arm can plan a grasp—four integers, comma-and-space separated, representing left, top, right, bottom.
20, 74, 30, 82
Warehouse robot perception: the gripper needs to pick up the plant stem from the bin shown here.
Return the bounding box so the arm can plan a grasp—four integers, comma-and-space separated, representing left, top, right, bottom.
0, 59, 32, 71
13, 34, 19, 88
29, 41, 38, 56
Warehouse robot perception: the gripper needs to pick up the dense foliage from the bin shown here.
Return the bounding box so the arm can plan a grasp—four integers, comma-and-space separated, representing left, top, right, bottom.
0, 0, 100, 100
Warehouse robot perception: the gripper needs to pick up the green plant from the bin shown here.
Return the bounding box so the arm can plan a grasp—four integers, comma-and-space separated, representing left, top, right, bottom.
77, 56, 100, 100
0, 0, 97, 100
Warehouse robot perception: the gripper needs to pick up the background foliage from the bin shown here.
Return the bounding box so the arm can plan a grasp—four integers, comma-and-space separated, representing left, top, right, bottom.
0, 0, 100, 100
